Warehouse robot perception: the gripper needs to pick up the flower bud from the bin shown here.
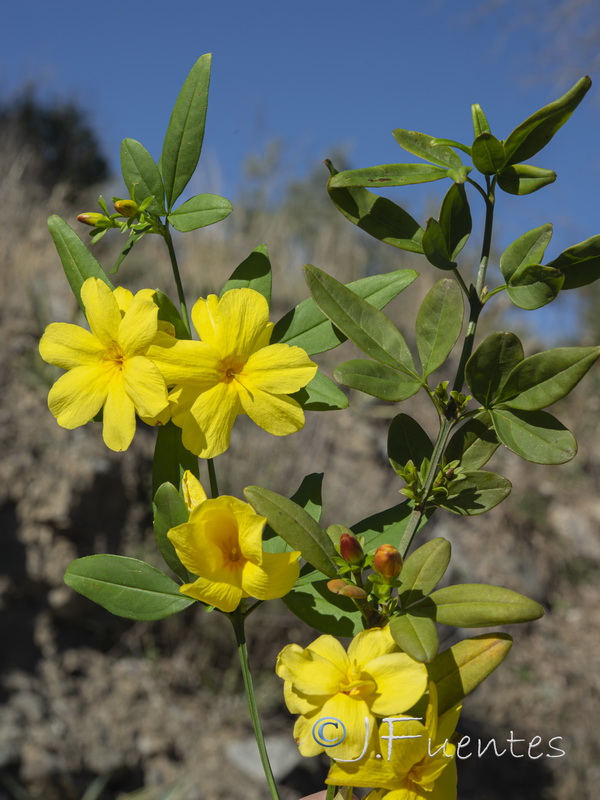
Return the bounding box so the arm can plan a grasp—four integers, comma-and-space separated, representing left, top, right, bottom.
339, 532, 364, 564
114, 199, 139, 217
77, 212, 107, 227
326, 579, 367, 599
373, 544, 403, 579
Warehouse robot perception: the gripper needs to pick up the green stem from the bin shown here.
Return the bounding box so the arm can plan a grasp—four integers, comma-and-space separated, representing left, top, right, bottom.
207, 458, 220, 498
163, 224, 192, 338
230, 609, 281, 800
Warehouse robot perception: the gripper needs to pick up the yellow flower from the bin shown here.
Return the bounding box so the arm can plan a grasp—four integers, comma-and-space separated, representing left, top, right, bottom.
39, 278, 169, 451
276, 628, 428, 761
327, 683, 461, 800
167, 473, 300, 613
148, 288, 318, 458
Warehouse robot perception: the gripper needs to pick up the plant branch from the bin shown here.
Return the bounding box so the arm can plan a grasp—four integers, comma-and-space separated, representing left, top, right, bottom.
163, 224, 192, 338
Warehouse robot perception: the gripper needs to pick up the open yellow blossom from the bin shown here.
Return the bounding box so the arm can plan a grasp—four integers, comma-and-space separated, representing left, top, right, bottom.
167, 474, 300, 613
39, 277, 169, 452
276, 628, 428, 761
148, 288, 317, 458
327, 683, 461, 800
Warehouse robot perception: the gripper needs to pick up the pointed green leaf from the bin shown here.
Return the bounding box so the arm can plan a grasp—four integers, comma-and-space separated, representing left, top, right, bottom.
351, 502, 432, 551
120, 138, 165, 215
439, 184, 472, 260
389, 614, 439, 663
392, 129, 463, 169
414, 583, 544, 627
153, 483, 191, 583
428, 634, 513, 715
547, 234, 600, 289
325, 159, 424, 253
430, 138, 472, 158
272, 269, 417, 355
244, 486, 338, 578
497, 164, 556, 195
400, 538, 452, 607
47, 215, 113, 310
471, 133, 506, 175
503, 76, 591, 166
439, 471, 512, 516
499, 224, 553, 282
220, 244, 272, 304
498, 346, 600, 410
422, 218, 455, 270
161, 53, 212, 210
291, 370, 349, 410
507, 264, 564, 309
471, 104, 491, 138
263, 473, 323, 553
304, 265, 417, 375
152, 421, 199, 495
167, 193, 232, 232
490, 408, 577, 464
334, 360, 421, 402
64, 555, 195, 620
283, 573, 363, 636
445, 411, 499, 470
329, 163, 449, 188
416, 279, 464, 377
465, 332, 524, 406
388, 414, 433, 474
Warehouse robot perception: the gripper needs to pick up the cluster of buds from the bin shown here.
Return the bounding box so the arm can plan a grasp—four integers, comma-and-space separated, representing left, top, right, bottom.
430, 459, 466, 500
77, 194, 161, 245
432, 381, 471, 420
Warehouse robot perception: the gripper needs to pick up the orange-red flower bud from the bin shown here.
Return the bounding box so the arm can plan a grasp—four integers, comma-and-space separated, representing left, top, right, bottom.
326, 579, 367, 599
339, 532, 364, 564
373, 544, 403, 579
77, 212, 107, 227
114, 199, 139, 217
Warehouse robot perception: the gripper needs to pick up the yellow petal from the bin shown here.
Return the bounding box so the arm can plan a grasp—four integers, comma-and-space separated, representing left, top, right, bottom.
118, 293, 159, 356
236, 383, 305, 436
81, 278, 121, 347
233, 501, 268, 565
147, 333, 220, 388
378, 717, 428, 779
427, 755, 457, 800
192, 289, 271, 359
318, 692, 374, 762
39, 323, 104, 369
47, 365, 108, 429
292, 713, 325, 757
122, 356, 168, 418
102, 374, 136, 451
282, 681, 319, 716
366, 653, 428, 716
307, 636, 350, 674
347, 627, 398, 667
244, 343, 317, 393
241, 551, 300, 600
113, 285, 134, 313
182, 471, 208, 511
180, 576, 243, 613
168, 517, 223, 576
183, 381, 242, 458
276, 644, 345, 697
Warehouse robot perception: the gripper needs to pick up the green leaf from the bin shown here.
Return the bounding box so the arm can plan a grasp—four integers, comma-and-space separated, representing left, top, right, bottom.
161, 53, 212, 210
503, 76, 592, 166
64, 555, 195, 620
388, 414, 433, 474
219, 244, 271, 304
167, 194, 232, 232
497, 164, 556, 195
291, 370, 349, 411
47, 215, 113, 310
439, 184, 472, 260
507, 264, 564, 310
351, 502, 432, 551
329, 163, 449, 188
263, 473, 323, 554
471, 104, 491, 138
547, 234, 600, 289
154, 290, 190, 340
244, 486, 338, 578
422, 218, 455, 271
152, 421, 199, 496
152, 483, 191, 583
498, 346, 600, 410
120, 138, 165, 215
392, 129, 463, 169
490, 408, 577, 464
413, 583, 544, 627
325, 159, 425, 253
428, 634, 513, 715
445, 411, 499, 470
389, 613, 439, 663
439, 471, 512, 516
446, 165, 473, 184
273, 268, 418, 355
283, 574, 363, 636
430, 138, 473, 158
400, 537, 452, 607
333, 360, 421, 402
499, 224, 553, 282
304, 266, 416, 375
471, 133, 505, 174
465, 332, 524, 406
416, 279, 464, 377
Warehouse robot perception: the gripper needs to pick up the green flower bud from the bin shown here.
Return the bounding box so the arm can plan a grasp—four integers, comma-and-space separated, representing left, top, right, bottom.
77, 212, 108, 227
114, 199, 139, 218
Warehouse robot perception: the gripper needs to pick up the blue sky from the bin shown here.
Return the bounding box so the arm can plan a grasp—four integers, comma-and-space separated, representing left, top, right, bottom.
3, 1, 600, 285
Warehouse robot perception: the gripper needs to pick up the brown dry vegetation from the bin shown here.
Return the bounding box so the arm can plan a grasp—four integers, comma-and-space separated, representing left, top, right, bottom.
1, 136, 599, 800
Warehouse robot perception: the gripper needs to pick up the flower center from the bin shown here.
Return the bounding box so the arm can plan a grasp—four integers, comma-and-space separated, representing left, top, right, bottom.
339, 668, 376, 699
217, 355, 246, 383
102, 341, 125, 369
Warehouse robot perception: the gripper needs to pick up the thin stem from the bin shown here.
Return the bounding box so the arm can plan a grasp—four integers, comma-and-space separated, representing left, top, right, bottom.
230, 609, 281, 800
326, 777, 337, 800
163, 224, 192, 338
207, 458, 220, 498
452, 267, 470, 299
